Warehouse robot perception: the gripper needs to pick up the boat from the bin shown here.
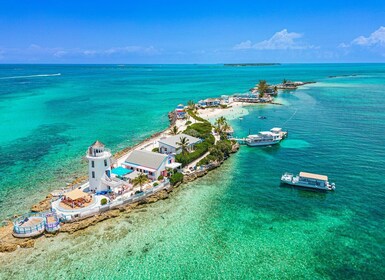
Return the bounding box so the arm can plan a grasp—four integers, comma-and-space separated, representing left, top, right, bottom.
245, 128, 287, 147
281, 172, 336, 191
258, 116, 267, 119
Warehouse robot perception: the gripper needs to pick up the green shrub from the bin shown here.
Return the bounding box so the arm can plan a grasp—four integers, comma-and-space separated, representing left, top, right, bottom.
184, 128, 200, 138
216, 140, 232, 157
100, 198, 108, 205
170, 172, 184, 185
197, 140, 232, 166
185, 120, 192, 125
209, 146, 224, 161
220, 104, 227, 109
158, 175, 164, 180
152, 147, 159, 153
153, 182, 159, 187
175, 141, 211, 166
188, 122, 212, 138
186, 109, 208, 122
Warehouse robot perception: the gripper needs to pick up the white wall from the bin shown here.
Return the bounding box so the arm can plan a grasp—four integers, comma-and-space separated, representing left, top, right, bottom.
88, 152, 111, 192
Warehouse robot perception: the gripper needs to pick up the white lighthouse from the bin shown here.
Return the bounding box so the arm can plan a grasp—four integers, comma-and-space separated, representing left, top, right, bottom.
86, 140, 112, 193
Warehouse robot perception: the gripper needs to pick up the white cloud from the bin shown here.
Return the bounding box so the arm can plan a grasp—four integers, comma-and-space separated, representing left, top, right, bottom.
339, 26, 385, 49
234, 40, 253, 50
352, 26, 385, 47
234, 29, 314, 50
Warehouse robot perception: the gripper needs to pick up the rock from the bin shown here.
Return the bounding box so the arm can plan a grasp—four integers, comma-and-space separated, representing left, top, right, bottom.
0, 222, 36, 253
0, 242, 18, 252
31, 194, 53, 212
60, 210, 120, 234
20, 239, 35, 248
231, 142, 240, 153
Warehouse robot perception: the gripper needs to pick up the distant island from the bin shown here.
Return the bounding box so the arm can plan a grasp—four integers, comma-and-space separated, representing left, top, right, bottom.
224, 63, 281, 67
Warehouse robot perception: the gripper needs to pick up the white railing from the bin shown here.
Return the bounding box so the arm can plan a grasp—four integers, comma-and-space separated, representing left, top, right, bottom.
60, 179, 170, 222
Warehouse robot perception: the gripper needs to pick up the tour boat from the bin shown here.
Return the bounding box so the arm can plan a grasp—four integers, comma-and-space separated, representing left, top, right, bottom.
281, 172, 336, 191
245, 128, 287, 147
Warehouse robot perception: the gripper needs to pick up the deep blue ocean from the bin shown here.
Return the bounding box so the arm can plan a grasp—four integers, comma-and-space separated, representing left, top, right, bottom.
0, 64, 384, 279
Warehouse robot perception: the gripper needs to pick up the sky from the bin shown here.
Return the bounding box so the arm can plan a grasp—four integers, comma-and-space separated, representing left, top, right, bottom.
0, 0, 385, 63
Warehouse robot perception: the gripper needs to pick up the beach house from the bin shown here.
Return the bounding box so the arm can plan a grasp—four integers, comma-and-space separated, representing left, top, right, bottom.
175, 104, 186, 119
198, 98, 220, 108
158, 134, 201, 155
123, 150, 171, 180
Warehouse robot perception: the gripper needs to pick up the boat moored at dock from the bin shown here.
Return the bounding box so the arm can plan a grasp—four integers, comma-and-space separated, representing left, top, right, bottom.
245, 127, 287, 147
281, 172, 336, 191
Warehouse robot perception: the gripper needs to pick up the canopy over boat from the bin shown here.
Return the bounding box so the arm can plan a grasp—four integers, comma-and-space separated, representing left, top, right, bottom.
299, 172, 328, 181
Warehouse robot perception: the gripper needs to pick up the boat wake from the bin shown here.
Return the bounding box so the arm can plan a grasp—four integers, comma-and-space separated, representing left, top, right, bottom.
0, 73, 61, 80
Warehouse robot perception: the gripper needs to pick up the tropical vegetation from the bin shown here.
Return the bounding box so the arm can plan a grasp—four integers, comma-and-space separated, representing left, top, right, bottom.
170, 172, 184, 185
257, 80, 269, 98
176, 136, 190, 155
197, 140, 234, 166
175, 121, 215, 166
169, 126, 180, 135
132, 173, 149, 190
214, 116, 231, 140
187, 100, 196, 111
186, 109, 208, 123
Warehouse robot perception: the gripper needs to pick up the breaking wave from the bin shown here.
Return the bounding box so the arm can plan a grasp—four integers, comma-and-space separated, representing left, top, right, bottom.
0, 73, 61, 80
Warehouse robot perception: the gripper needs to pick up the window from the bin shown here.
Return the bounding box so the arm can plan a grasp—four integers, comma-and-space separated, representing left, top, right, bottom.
92, 171, 95, 178
104, 159, 107, 167
91, 161, 94, 168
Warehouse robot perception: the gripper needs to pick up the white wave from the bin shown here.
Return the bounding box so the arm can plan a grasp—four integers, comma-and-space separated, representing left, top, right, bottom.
0, 73, 61, 80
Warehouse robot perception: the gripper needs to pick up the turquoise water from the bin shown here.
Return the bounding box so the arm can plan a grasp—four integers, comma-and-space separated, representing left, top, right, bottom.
0, 64, 385, 279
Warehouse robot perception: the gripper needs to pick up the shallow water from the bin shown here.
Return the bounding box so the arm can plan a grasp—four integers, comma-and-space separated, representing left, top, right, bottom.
0, 64, 384, 279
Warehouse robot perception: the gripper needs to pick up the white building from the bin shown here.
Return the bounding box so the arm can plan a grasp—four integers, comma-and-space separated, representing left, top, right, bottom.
123, 150, 171, 181
85, 140, 112, 193
158, 134, 201, 155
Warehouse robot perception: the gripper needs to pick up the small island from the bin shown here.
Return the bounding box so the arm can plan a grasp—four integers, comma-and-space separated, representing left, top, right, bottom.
0, 77, 312, 253
224, 63, 281, 67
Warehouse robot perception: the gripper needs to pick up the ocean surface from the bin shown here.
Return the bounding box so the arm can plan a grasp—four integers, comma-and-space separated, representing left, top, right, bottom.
0, 64, 384, 279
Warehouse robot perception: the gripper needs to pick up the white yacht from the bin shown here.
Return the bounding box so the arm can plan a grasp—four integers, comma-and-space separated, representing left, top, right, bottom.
281, 172, 336, 191
245, 128, 287, 147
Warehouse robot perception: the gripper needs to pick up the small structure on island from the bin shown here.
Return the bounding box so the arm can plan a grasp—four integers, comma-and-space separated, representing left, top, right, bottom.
45, 212, 60, 233
13, 213, 46, 238
61, 188, 93, 208
220, 95, 232, 105
13, 211, 61, 238
198, 98, 220, 108
123, 150, 171, 180
175, 104, 186, 119
158, 134, 201, 155
86, 140, 112, 193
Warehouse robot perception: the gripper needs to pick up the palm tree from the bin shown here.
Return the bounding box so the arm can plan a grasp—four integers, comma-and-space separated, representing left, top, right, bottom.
132, 173, 148, 191
258, 80, 268, 98
215, 116, 226, 127
273, 85, 278, 96
176, 136, 190, 155
222, 123, 231, 134
187, 100, 195, 110
215, 124, 223, 135
169, 126, 179, 135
